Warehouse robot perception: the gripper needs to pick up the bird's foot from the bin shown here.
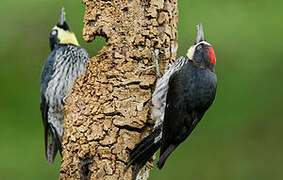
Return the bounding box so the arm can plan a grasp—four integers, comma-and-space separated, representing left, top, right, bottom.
140, 49, 161, 77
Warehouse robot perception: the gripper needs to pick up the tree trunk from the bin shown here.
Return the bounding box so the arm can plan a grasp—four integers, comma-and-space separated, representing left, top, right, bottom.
60, 0, 178, 179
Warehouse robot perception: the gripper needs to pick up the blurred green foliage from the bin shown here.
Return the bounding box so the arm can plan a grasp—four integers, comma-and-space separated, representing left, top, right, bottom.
0, 0, 282, 179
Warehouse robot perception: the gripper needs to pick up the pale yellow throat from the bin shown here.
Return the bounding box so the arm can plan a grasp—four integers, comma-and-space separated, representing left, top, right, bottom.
53, 26, 79, 46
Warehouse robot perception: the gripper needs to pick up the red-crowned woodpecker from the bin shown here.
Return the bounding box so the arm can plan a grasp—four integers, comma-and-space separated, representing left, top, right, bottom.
125, 24, 217, 177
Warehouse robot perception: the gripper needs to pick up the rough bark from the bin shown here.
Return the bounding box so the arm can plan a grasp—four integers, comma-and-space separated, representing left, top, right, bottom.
60, 0, 178, 179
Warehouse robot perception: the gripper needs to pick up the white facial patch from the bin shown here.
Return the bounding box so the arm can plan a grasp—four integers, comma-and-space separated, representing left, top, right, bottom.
186, 41, 211, 60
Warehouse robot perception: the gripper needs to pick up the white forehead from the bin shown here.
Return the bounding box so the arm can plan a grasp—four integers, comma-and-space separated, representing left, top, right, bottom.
195, 41, 211, 47
186, 41, 211, 60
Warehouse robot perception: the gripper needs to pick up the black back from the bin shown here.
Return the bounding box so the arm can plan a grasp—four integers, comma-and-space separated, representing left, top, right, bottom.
160, 59, 217, 161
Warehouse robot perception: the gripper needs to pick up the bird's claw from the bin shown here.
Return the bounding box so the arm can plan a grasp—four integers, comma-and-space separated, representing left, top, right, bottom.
139, 49, 161, 77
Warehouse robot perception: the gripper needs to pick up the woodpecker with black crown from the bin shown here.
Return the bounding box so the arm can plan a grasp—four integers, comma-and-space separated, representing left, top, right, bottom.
40, 8, 89, 163
125, 24, 217, 178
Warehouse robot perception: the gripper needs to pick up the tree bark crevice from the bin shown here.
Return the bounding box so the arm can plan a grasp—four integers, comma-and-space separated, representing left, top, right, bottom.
60, 0, 178, 179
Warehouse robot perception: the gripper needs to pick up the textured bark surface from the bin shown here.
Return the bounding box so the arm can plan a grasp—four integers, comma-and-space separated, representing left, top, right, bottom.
60, 0, 178, 179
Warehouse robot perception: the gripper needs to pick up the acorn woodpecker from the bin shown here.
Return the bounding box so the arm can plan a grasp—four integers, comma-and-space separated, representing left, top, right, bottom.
40, 8, 89, 163
125, 24, 217, 176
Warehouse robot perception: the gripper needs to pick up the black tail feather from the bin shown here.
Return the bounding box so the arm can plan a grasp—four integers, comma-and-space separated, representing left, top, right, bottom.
51, 125, 63, 155
132, 142, 160, 180
125, 140, 160, 172
46, 128, 58, 163
46, 125, 62, 163
124, 128, 162, 179
130, 159, 152, 180
156, 144, 176, 169
130, 128, 161, 158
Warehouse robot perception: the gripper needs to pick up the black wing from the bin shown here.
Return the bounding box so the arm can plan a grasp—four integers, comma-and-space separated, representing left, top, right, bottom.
40, 95, 56, 163
158, 62, 217, 168
157, 69, 195, 168
40, 52, 58, 163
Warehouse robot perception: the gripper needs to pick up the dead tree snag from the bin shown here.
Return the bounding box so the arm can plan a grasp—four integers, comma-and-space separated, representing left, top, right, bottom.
60, 0, 178, 179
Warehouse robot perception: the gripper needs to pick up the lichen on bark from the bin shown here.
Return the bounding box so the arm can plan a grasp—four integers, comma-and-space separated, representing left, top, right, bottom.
60, 0, 178, 179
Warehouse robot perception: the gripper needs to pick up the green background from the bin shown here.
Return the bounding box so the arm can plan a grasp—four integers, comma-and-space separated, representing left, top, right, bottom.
0, 0, 282, 179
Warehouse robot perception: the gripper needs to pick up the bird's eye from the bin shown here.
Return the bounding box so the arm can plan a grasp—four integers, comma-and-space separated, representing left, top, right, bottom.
197, 45, 202, 50
51, 30, 57, 36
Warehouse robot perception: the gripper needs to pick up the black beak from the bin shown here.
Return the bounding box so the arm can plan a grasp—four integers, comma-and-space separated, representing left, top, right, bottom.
59, 7, 66, 26
56, 7, 71, 31
195, 24, 205, 43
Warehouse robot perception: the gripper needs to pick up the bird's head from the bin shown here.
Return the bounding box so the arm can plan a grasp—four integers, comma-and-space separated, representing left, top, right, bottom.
49, 8, 79, 51
186, 24, 216, 70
